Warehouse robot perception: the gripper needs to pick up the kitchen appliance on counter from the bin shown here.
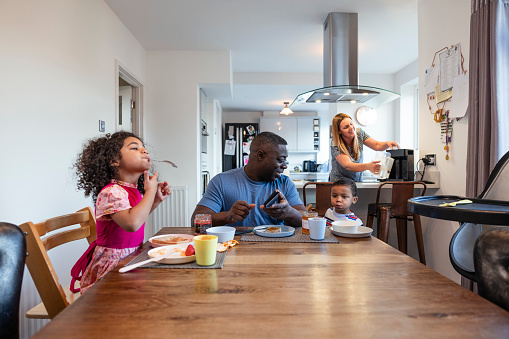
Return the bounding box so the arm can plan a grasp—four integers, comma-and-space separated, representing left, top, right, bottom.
303, 160, 317, 172
387, 149, 414, 181
223, 123, 258, 171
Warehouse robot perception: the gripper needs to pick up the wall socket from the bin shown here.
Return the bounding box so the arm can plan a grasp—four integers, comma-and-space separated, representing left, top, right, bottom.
425, 154, 436, 166
99, 120, 105, 132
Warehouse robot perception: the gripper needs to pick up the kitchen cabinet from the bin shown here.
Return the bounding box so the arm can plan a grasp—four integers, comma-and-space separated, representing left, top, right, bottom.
260, 117, 319, 152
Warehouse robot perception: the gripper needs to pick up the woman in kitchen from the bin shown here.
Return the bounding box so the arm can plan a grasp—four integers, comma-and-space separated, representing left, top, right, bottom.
330, 113, 399, 182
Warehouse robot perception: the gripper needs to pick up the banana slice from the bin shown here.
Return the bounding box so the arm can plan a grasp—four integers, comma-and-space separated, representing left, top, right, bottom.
439, 199, 473, 207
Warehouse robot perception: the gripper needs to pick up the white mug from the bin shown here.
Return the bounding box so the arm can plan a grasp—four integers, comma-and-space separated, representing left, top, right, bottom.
308, 217, 326, 240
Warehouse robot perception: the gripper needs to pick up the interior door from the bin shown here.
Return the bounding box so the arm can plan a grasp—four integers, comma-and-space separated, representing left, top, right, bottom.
118, 82, 133, 132
116, 61, 144, 138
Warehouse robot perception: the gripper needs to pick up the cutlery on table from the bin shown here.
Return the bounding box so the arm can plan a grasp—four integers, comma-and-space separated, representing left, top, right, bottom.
235, 227, 267, 235
119, 251, 174, 273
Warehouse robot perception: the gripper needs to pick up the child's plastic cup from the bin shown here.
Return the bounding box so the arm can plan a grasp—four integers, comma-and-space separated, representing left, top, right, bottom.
194, 235, 218, 266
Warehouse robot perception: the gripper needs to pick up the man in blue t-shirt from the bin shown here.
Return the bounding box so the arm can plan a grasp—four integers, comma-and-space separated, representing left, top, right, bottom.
192, 132, 306, 227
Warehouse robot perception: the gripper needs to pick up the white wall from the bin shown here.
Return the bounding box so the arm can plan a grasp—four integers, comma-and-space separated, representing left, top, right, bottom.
145, 50, 232, 222
395, 60, 419, 151
0, 0, 147, 337
418, 0, 470, 282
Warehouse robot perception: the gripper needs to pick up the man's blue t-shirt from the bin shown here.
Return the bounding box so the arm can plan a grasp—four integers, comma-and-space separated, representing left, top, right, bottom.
197, 167, 303, 226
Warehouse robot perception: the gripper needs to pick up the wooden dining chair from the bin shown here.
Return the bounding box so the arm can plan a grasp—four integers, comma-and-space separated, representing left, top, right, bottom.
366, 181, 427, 264
19, 207, 96, 319
302, 182, 334, 216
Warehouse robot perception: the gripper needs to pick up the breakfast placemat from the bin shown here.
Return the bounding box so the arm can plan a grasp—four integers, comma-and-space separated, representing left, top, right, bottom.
125, 248, 228, 269
240, 227, 339, 243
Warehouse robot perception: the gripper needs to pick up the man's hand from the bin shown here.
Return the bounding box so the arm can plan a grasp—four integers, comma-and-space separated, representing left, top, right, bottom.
226, 201, 255, 224
260, 191, 292, 220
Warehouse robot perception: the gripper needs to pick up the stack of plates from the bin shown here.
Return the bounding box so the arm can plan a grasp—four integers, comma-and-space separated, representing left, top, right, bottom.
330, 226, 373, 238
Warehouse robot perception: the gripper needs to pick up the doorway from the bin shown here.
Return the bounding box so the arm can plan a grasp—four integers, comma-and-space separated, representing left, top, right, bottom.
116, 60, 144, 138
118, 77, 133, 132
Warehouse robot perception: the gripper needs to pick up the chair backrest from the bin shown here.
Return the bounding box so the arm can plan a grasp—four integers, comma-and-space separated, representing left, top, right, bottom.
450, 150, 509, 281
303, 182, 334, 216
477, 150, 509, 201
474, 228, 509, 311
19, 207, 96, 319
375, 181, 427, 218
0, 222, 26, 339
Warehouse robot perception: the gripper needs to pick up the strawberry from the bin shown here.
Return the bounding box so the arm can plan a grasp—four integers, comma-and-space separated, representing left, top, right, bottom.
185, 244, 195, 256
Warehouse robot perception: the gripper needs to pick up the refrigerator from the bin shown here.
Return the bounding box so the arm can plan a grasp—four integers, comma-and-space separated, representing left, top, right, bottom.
223, 123, 259, 171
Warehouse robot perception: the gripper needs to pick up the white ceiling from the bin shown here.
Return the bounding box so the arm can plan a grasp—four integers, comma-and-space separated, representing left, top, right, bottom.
105, 0, 418, 113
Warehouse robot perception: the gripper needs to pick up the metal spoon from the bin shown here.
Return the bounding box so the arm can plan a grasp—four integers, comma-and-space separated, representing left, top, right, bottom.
153, 160, 178, 168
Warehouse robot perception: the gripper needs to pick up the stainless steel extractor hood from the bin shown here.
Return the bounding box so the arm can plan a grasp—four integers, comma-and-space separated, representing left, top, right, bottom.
292, 13, 399, 108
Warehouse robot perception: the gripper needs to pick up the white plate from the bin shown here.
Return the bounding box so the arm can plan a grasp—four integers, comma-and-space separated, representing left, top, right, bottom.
148, 245, 196, 264
254, 225, 295, 238
330, 226, 373, 238
149, 234, 194, 247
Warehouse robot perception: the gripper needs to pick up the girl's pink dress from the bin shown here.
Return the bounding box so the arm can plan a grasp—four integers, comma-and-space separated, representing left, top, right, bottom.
71, 180, 145, 293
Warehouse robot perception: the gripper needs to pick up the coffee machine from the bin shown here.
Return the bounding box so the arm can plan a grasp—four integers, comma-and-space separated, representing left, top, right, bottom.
303, 160, 317, 172
387, 149, 414, 181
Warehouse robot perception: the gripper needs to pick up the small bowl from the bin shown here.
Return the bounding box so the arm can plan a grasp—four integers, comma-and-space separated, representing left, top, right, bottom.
206, 226, 235, 243
331, 220, 359, 233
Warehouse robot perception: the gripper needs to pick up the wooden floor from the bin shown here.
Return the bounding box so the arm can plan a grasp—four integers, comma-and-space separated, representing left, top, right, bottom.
33, 227, 509, 338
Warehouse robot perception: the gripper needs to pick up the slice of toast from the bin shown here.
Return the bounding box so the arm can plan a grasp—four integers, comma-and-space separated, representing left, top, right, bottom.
265, 227, 282, 233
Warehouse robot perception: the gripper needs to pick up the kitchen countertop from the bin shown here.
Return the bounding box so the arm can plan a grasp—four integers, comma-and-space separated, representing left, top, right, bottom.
293, 180, 440, 189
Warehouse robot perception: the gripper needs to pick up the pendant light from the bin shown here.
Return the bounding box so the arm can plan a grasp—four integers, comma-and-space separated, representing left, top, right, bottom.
280, 102, 293, 115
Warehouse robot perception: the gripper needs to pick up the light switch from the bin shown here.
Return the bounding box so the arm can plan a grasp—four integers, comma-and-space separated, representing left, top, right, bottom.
99, 120, 105, 132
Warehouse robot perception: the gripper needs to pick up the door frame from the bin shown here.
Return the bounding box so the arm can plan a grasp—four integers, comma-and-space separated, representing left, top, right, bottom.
115, 59, 144, 138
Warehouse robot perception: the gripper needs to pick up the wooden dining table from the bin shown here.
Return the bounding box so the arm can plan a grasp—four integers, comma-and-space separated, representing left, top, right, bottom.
34, 227, 509, 338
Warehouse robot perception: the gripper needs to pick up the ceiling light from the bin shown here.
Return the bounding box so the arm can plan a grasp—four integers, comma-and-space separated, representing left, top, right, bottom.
350, 100, 357, 104
315, 100, 322, 103
280, 102, 293, 115
324, 92, 330, 96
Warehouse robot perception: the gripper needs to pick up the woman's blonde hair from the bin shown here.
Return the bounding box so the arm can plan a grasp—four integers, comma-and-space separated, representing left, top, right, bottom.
332, 113, 360, 161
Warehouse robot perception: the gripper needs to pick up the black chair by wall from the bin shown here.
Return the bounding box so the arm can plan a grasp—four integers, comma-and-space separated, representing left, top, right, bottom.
449, 150, 509, 284
474, 228, 509, 311
0, 222, 26, 339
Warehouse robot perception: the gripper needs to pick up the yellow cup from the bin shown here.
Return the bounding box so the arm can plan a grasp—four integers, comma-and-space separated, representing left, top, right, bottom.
194, 235, 218, 266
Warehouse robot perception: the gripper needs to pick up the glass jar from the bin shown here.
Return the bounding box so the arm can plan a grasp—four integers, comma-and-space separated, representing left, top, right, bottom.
194, 214, 212, 235
302, 211, 318, 235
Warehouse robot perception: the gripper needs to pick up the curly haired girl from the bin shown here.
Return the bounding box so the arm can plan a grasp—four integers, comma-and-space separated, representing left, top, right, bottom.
71, 131, 171, 293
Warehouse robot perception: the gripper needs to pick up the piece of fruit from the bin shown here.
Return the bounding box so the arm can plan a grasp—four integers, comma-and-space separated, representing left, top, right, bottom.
217, 243, 229, 252
185, 244, 195, 256
227, 240, 239, 247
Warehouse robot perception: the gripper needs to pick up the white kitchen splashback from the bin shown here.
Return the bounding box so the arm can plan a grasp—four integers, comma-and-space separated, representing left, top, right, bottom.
289, 172, 329, 182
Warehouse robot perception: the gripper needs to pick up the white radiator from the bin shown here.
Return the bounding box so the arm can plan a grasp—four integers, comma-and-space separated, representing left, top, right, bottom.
20, 268, 49, 338
151, 185, 189, 233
